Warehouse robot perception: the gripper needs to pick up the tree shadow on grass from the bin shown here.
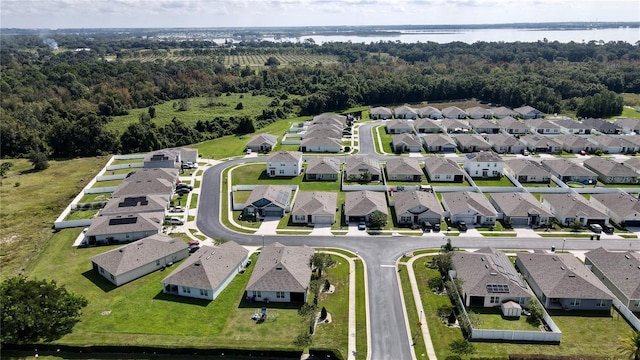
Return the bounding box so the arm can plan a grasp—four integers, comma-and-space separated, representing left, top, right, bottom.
82, 269, 117, 293
237, 296, 303, 310
257, 170, 297, 181
152, 291, 210, 307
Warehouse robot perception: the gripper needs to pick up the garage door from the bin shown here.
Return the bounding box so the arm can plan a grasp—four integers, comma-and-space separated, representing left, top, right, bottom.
586, 219, 606, 226
454, 215, 474, 224
625, 220, 640, 227
510, 217, 529, 226
422, 217, 442, 226
264, 209, 283, 217
314, 215, 334, 225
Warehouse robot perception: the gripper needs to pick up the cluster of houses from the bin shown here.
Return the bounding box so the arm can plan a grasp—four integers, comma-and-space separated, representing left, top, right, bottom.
450, 247, 640, 316
259, 113, 351, 154
239, 150, 640, 229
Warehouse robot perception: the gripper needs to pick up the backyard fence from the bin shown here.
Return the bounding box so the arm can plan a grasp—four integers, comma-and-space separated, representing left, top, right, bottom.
612, 298, 640, 331
54, 219, 93, 229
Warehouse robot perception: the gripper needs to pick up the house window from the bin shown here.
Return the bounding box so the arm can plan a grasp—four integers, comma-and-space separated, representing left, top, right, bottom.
279, 170, 284, 174
446, 175, 452, 180
475, 171, 478, 175
182, 287, 191, 294
99, 267, 104, 274
401, 216, 412, 223
570, 298, 581, 306
255, 291, 262, 298
156, 260, 160, 266
595, 299, 606, 307
635, 301, 640, 308
276, 291, 285, 299
280, 163, 285, 166
200, 289, 209, 297
110, 274, 114, 281
517, 297, 525, 304
434, 175, 440, 180
490, 296, 500, 304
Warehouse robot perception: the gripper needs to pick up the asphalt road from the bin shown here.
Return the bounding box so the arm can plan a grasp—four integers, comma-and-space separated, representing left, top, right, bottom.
196, 121, 640, 360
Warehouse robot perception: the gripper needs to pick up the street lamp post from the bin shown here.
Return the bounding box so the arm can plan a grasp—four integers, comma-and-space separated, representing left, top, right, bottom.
562, 238, 566, 253
262, 235, 265, 248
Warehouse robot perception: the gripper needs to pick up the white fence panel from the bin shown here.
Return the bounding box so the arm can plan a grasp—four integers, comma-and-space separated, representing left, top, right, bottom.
84, 186, 118, 194
96, 174, 127, 181
114, 154, 146, 160
106, 163, 144, 171
613, 298, 640, 331
54, 219, 93, 229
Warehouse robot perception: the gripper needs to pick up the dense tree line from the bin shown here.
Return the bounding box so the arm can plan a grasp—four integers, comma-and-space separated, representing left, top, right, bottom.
1, 34, 638, 158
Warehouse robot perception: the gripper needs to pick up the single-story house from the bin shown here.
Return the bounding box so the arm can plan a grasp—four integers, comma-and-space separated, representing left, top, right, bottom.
170, 147, 199, 164
305, 157, 340, 181
300, 137, 342, 153
422, 134, 457, 153
303, 127, 343, 140
463, 151, 504, 178
413, 118, 442, 133
520, 134, 562, 153
584, 247, 640, 310
394, 105, 418, 119
345, 157, 381, 182
442, 106, 468, 119
454, 134, 492, 152
504, 159, 550, 183
99, 194, 169, 217
424, 157, 465, 182
554, 134, 599, 153
452, 248, 535, 308
242, 185, 292, 219
470, 119, 500, 134
386, 158, 423, 182
484, 133, 526, 154
441, 191, 498, 225
291, 191, 338, 225
417, 106, 443, 119
112, 169, 177, 198
590, 192, 640, 227
162, 241, 249, 301
490, 192, 553, 227
527, 119, 561, 134
550, 118, 592, 135
246, 134, 278, 153
583, 157, 638, 184
541, 193, 609, 226
514, 105, 544, 119
392, 133, 423, 153
541, 159, 598, 184
311, 113, 347, 128
614, 117, 640, 134
441, 118, 472, 133
497, 116, 529, 135
386, 119, 414, 134
84, 211, 164, 245
344, 190, 388, 224
491, 106, 518, 119
267, 151, 303, 177
625, 157, 640, 173
622, 135, 640, 148
589, 135, 638, 154
465, 106, 493, 120
393, 190, 443, 227
143, 149, 181, 169
516, 252, 614, 311
91, 234, 188, 286
583, 118, 621, 134
245, 242, 314, 303
370, 106, 393, 120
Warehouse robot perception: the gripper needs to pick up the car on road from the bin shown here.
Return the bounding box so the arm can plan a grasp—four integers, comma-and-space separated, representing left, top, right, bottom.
589, 223, 603, 233
457, 222, 468, 232
358, 221, 366, 230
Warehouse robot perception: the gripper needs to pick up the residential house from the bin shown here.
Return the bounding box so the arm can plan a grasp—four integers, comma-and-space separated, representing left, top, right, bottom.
424, 157, 465, 182
441, 191, 498, 225
516, 253, 614, 311
311, 113, 347, 128
392, 133, 422, 153
91, 234, 188, 286
303, 127, 343, 140
589, 135, 638, 154
393, 191, 443, 227
300, 137, 342, 153
291, 191, 338, 225
242, 185, 292, 219
143, 149, 181, 169
417, 106, 443, 119
614, 117, 640, 134
441, 118, 472, 134
465, 106, 493, 119
246, 134, 278, 153
345, 157, 381, 182
84, 211, 164, 245
112, 168, 178, 198
385, 158, 423, 182
485, 133, 526, 154
497, 116, 529, 135
305, 157, 340, 181
162, 241, 249, 301
541, 159, 598, 184
514, 105, 544, 119
550, 118, 592, 135
386, 119, 414, 134
99, 194, 170, 217
625, 157, 640, 173
583, 118, 621, 134
527, 119, 561, 135
541, 193, 609, 226
590, 192, 640, 227
169, 147, 199, 165
370, 106, 393, 120
442, 106, 468, 119
245, 242, 314, 303
451, 248, 535, 308
520, 134, 562, 153
584, 247, 640, 310
344, 190, 388, 224
454, 134, 492, 152
491, 106, 518, 119
422, 134, 457, 153
583, 157, 638, 184
555, 134, 599, 153
504, 159, 550, 183
394, 105, 418, 119
470, 119, 500, 134
413, 118, 442, 134
463, 151, 504, 178
490, 192, 552, 227
266, 151, 303, 177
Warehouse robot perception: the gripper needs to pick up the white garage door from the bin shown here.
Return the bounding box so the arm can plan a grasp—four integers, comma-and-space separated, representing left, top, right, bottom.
314, 215, 334, 225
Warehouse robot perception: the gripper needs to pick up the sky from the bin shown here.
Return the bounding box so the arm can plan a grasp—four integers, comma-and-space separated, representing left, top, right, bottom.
1, 0, 639, 29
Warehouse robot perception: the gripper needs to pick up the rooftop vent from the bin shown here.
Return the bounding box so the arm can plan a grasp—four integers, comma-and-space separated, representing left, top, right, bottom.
625, 255, 630, 259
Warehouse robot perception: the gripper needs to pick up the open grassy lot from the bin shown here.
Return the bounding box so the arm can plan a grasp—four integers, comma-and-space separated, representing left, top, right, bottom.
408, 255, 633, 358
230, 163, 340, 192
64, 209, 99, 221
0, 157, 108, 280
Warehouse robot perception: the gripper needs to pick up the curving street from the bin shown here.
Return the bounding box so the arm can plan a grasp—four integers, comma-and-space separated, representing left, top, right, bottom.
196, 120, 640, 360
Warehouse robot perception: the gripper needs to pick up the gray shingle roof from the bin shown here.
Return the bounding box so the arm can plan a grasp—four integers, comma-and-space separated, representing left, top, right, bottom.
422, 134, 456, 147
442, 191, 498, 217
416, 106, 442, 117
345, 156, 381, 176
442, 106, 468, 118
504, 159, 550, 178
614, 117, 640, 131
100, 194, 169, 216
470, 119, 499, 131
127, 168, 179, 183
246, 185, 292, 209
541, 159, 598, 178
555, 134, 592, 148
344, 191, 388, 217
386, 158, 423, 177
247, 134, 278, 147
551, 118, 591, 130
585, 247, 640, 300
491, 107, 518, 118
424, 157, 464, 176
455, 134, 491, 148
485, 133, 524, 147
394, 106, 417, 117
305, 157, 340, 175
370, 106, 393, 116
91, 234, 186, 276
465, 151, 503, 163
624, 157, 640, 171
590, 192, 640, 220
386, 119, 414, 131
85, 211, 164, 236
517, 253, 614, 300
393, 191, 443, 217
497, 116, 529, 131
541, 193, 607, 219
162, 241, 248, 290
592, 135, 636, 148
312, 113, 347, 126
441, 118, 471, 130
583, 157, 638, 177
583, 118, 621, 132
144, 149, 181, 165
520, 135, 562, 148
268, 151, 302, 162
112, 178, 174, 198
490, 192, 552, 218
392, 133, 422, 147
292, 191, 337, 217
465, 107, 493, 118
414, 118, 442, 131
514, 106, 543, 117
300, 137, 342, 147
304, 128, 343, 140
527, 119, 560, 130
246, 242, 314, 292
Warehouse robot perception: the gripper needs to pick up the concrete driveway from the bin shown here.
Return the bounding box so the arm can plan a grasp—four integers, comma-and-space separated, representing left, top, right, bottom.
254, 217, 281, 235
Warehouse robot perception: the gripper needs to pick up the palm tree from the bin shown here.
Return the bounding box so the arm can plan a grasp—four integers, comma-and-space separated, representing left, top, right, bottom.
618, 330, 640, 360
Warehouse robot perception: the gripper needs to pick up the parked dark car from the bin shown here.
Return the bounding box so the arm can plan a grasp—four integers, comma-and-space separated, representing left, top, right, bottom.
176, 188, 191, 195
421, 221, 432, 232
458, 222, 468, 232
176, 183, 193, 190
188, 245, 200, 254
588, 223, 602, 233
433, 223, 441, 232
602, 224, 614, 234
358, 221, 366, 230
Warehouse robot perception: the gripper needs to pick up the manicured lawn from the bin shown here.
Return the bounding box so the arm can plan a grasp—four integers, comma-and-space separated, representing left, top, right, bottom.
221, 167, 257, 234
428, 180, 471, 187
230, 163, 340, 192
110, 159, 143, 166
79, 192, 112, 203
473, 177, 516, 187
480, 232, 517, 237
189, 193, 199, 209
64, 209, 99, 221
91, 179, 123, 188
472, 308, 539, 330
398, 263, 429, 359
620, 105, 640, 119
233, 190, 252, 204
523, 181, 557, 187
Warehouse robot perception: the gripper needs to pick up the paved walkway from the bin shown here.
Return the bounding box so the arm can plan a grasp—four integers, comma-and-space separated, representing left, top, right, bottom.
255, 217, 281, 235
310, 224, 334, 236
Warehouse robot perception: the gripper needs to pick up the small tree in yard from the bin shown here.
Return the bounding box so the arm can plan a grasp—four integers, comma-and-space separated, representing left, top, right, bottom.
368, 212, 387, 229
235, 102, 244, 110
618, 330, 640, 360
309, 253, 335, 280
323, 279, 331, 292
0, 162, 13, 177
570, 220, 583, 232
320, 306, 327, 321
433, 252, 453, 280
448, 339, 475, 356
527, 297, 544, 327
28, 151, 49, 170
293, 332, 313, 347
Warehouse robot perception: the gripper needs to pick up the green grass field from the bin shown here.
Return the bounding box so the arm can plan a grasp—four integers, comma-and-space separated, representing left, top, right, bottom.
117, 50, 339, 67
230, 163, 340, 192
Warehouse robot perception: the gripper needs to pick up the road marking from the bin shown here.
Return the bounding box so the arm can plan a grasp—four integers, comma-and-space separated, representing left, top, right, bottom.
380, 264, 395, 268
